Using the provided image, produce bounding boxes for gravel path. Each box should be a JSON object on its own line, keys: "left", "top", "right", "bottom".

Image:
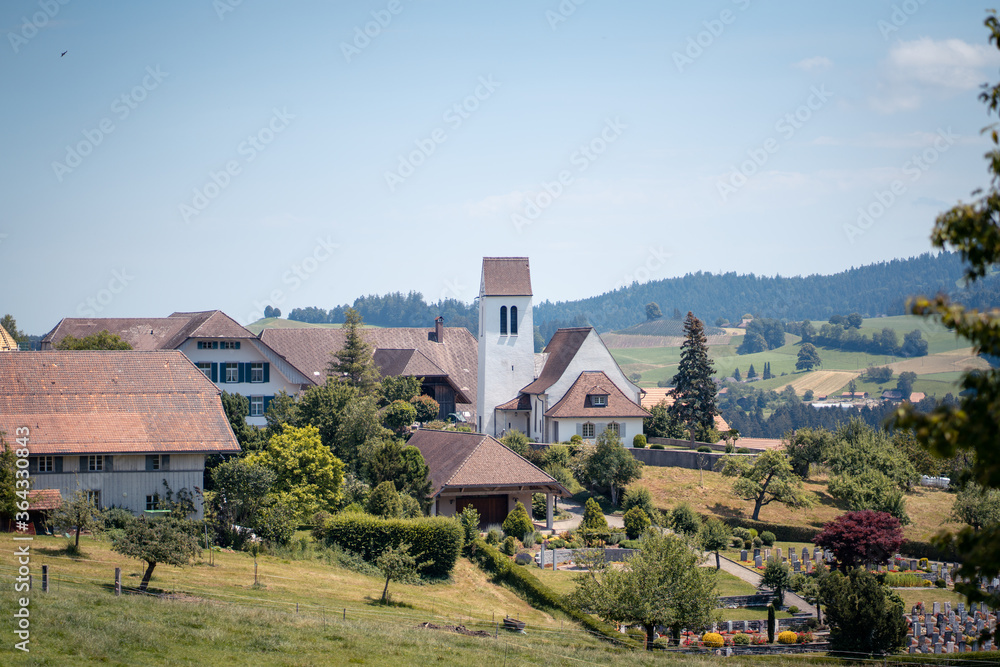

{"left": 715, "top": 554, "right": 817, "bottom": 617}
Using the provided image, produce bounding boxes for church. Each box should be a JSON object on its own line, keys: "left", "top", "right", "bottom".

{"left": 476, "top": 257, "right": 649, "bottom": 444}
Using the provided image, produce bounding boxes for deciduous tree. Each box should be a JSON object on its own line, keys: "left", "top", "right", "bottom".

{"left": 50, "top": 490, "right": 101, "bottom": 549}
{"left": 700, "top": 517, "right": 731, "bottom": 570}
{"left": 719, "top": 450, "right": 811, "bottom": 521}
{"left": 761, "top": 558, "right": 792, "bottom": 606}
{"left": 111, "top": 515, "right": 200, "bottom": 592}
{"left": 569, "top": 530, "right": 717, "bottom": 649}
{"left": 812, "top": 510, "right": 903, "bottom": 571}
{"left": 582, "top": 428, "right": 642, "bottom": 506}
{"left": 795, "top": 343, "right": 821, "bottom": 371}
{"left": 952, "top": 483, "right": 1000, "bottom": 531}
{"left": 55, "top": 330, "right": 132, "bottom": 350}
{"left": 376, "top": 543, "right": 427, "bottom": 603}
{"left": 645, "top": 302, "right": 663, "bottom": 321}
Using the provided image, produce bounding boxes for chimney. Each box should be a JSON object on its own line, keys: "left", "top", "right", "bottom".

{"left": 435, "top": 316, "right": 444, "bottom": 343}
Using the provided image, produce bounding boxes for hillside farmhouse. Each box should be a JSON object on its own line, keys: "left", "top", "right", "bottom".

{"left": 0, "top": 351, "right": 240, "bottom": 518}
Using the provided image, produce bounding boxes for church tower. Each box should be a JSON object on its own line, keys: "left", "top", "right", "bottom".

{"left": 477, "top": 257, "right": 535, "bottom": 436}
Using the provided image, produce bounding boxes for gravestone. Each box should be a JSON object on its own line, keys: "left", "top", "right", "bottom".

{"left": 741, "top": 550, "right": 748, "bottom": 562}
{"left": 911, "top": 559, "right": 919, "bottom": 571}
{"left": 813, "top": 548, "right": 822, "bottom": 561}
{"left": 776, "top": 547, "right": 782, "bottom": 560}
{"left": 933, "top": 602, "right": 941, "bottom": 615}
{"left": 793, "top": 560, "right": 801, "bottom": 573}
{"left": 805, "top": 560, "right": 813, "bottom": 573}
{"left": 755, "top": 555, "right": 762, "bottom": 569}
{"left": 802, "top": 547, "right": 809, "bottom": 561}
{"left": 753, "top": 548, "right": 760, "bottom": 558}
{"left": 726, "top": 621, "right": 733, "bottom": 633}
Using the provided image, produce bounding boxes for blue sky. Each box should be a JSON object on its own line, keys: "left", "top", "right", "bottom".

{"left": 3, "top": 1, "right": 1000, "bottom": 333}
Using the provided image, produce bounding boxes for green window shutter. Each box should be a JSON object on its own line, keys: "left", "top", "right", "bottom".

{"left": 263, "top": 363, "right": 270, "bottom": 383}
{"left": 145, "top": 455, "right": 154, "bottom": 471}
{"left": 264, "top": 395, "right": 273, "bottom": 413}
{"left": 105, "top": 456, "right": 113, "bottom": 472}
{"left": 236, "top": 341, "right": 240, "bottom": 349}
{"left": 238, "top": 363, "right": 246, "bottom": 383}
{"left": 27, "top": 457, "right": 36, "bottom": 473}
{"left": 213, "top": 341, "right": 218, "bottom": 349}
{"left": 211, "top": 363, "right": 218, "bottom": 383}
{"left": 163, "top": 454, "right": 170, "bottom": 470}
{"left": 55, "top": 457, "right": 63, "bottom": 473}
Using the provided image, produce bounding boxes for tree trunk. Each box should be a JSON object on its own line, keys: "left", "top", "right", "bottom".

{"left": 644, "top": 623, "right": 655, "bottom": 651}
{"left": 752, "top": 498, "right": 763, "bottom": 521}
{"left": 816, "top": 601, "right": 822, "bottom": 625}
{"left": 715, "top": 550, "right": 721, "bottom": 570}
{"left": 382, "top": 575, "right": 390, "bottom": 603}
{"left": 74, "top": 524, "right": 81, "bottom": 547}
{"left": 139, "top": 561, "right": 156, "bottom": 592}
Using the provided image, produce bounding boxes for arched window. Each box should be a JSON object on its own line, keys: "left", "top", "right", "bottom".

{"left": 500, "top": 306, "right": 508, "bottom": 335}
{"left": 510, "top": 306, "right": 518, "bottom": 335}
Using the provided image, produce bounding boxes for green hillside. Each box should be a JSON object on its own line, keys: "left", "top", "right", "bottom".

{"left": 612, "top": 319, "right": 725, "bottom": 337}
{"left": 245, "top": 318, "right": 380, "bottom": 335}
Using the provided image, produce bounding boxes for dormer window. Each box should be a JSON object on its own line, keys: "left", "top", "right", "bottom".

{"left": 590, "top": 394, "right": 607, "bottom": 407}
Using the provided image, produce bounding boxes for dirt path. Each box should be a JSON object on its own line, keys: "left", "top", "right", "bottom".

{"left": 541, "top": 497, "right": 624, "bottom": 534}
{"left": 714, "top": 555, "right": 817, "bottom": 617}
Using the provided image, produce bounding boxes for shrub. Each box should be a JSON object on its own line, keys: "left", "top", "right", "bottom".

{"left": 732, "top": 527, "right": 752, "bottom": 541}
{"left": 311, "top": 510, "right": 333, "bottom": 540}
{"left": 748, "top": 529, "right": 758, "bottom": 539}
{"left": 788, "top": 605, "right": 800, "bottom": 614}
{"left": 522, "top": 531, "right": 539, "bottom": 547}
{"left": 582, "top": 497, "right": 609, "bottom": 531}
{"left": 320, "top": 513, "right": 462, "bottom": 578}
{"left": 632, "top": 434, "right": 647, "bottom": 449}
{"left": 922, "top": 579, "right": 933, "bottom": 587}
{"left": 702, "top": 632, "right": 724, "bottom": 648}
{"left": 760, "top": 531, "right": 775, "bottom": 546}
{"left": 619, "top": 539, "right": 639, "bottom": 549}
{"left": 732, "top": 633, "right": 751, "bottom": 646}
{"left": 485, "top": 526, "right": 501, "bottom": 545}
{"left": 696, "top": 445, "right": 712, "bottom": 453}
{"left": 737, "top": 447, "right": 751, "bottom": 454}
{"left": 935, "top": 578, "right": 946, "bottom": 588}
{"left": 458, "top": 506, "right": 480, "bottom": 550}
{"left": 731, "top": 536, "right": 744, "bottom": 548}
{"left": 500, "top": 536, "right": 517, "bottom": 556}
{"left": 502, "top": 501, "right": 533, "bottom": 540}
{"left": 919, "top": 558, "right": 929, "bottom": 570}
{"left": 797, "top": 631, "right": 815, "bottom": 643}
{"left": 671, "top": 503, "right": 701, "bottom": 535}
{"left": 570, "top": 434, "right": 583, "bottom": 444}
{"left": 367, "top": 481, "right": 402, "bottom": 518}
{"left": 621, "top": 486, "right": 656, "bottom": 522}
{"left": 532, "top": 493, "right": 547, "bottom": 520}
{"left": 885, "top": 573, "right": 924, "bottom": 587}
{"left": 778, "top": 631, "right": 797, "bottom": 644}
{"left": 340, "top": 502, "right": 366, "bottom": 514}
{"left": 100, "top": 506, "right": 135, "bottom": 532}
{"left": 514, "top": 551, "right": 533, "bottom": 566}
{"left": 623, "top": 507, "right": 651, "bottom": 539}
{"left": 725, "top": 442, "right": 735, "bottom": 454}
{"left": 752, "top": 536, "right": 763, "bottom": 549}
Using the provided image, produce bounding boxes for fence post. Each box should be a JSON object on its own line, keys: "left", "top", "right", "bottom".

{"left": 115, "top": 567, "right": 121, "bottom": 596}
{"left": 42, "top": 565, "right": 48, "bottom": 593}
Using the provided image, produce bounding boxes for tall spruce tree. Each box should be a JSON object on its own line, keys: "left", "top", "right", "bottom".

{"left": 328, "top": 308, "right": 380, "bottom": 394}
{"left": 747, "top": 364, "right": 757, "bottom": 380}
{"left": 668, "top": 312, "right": 718, "bottom": 437}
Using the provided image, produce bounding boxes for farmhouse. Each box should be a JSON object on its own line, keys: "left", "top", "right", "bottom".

{"left": 408, "top": 429, "right": 568, "bottom": 528}
{"left": 259, "top": 317, "right": 477, "bottom": 422}
{"left": 0, "top": 350, "right": 241, "bottom": 519}
{"left": 41, "top": 311, "right": 311, "bottom": 427}
{"left": 477, "top": 257, "right": 648, "bottom": 443}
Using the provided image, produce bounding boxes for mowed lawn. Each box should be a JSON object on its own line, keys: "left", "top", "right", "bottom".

{"left": 633, "top": 467, "right": 961, "bottom": 543}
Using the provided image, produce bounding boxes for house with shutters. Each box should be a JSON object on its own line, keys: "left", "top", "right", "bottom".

{"left": 41, "top": 311, "right": 310, "bottom": 427}
{"left": 477, "top": 257, "right": 649, "bottom": 443}
{"left": 0, "top": 350, "right": 241, "bottom": 519}
{"left": 259, "top": 317, "right": 477, "bottom": 422}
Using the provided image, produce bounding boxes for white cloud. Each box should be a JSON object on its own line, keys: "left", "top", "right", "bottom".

{"left": 794, "top": 56, "right": 832, "bottom": 71}
{"left": 872, "top": 37, "right": 1000, "bottom": 113}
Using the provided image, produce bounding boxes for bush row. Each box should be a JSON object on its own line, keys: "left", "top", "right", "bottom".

{"left": 320, "top": 514, "right": 462, "bottom": 578}
{"left": 466, "top": 538, "right": 629, "bottom": 647}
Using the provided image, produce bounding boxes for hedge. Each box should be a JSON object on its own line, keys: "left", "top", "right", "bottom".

{"left": 321, "top": 514, "right": 463, "bottom": 578}
{"left": 710, "top": 515, "right": 958, "bottom": 562}
{"left": 466, "top": 538, "right": 630, "bottom": 647}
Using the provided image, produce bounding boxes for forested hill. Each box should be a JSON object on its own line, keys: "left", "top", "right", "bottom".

{"left": 287, "top": 252, "right": 998, "bottom": 336}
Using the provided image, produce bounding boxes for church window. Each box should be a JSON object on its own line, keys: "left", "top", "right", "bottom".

{"left": 510, "top": 306, "right": 518, "bottom": 335}
{"left": 500, "top": 306, "right": 508, "bottom": 335}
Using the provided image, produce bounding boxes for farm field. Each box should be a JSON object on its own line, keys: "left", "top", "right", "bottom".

{"left": 633, "top": 467, "right": 962, "bottom": 544}
{"left": 608, "top": 315, "right": 979, "bottom": 399}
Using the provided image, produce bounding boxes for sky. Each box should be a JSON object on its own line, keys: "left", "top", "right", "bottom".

{"left": 3, "top": 1, "right": 1000, "bottom": 334}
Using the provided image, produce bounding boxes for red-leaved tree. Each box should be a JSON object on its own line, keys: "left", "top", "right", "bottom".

{"left": 813, "top": 510, "right": 903, "bottom": 572}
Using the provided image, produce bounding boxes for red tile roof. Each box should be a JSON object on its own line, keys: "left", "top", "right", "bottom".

{"left": 544, "top": 371, "right": 650, "bottom": 419}
{"left": 0, "top": 351, "right": 241, "bottom": 456}
{"left": 496, "top": 394, "right": 531, "bottom": 411}
{"left": 27, "top": 489, "right": 62, "bottom": 511}
{"left": 42, "top": 310, "right": 255, "bottom": 351}
{"left": 522, "top": 327, "right": 591, "bottom": 394}
{"left": 259, "top": 326, "right": 477, "bottom": 407}
{"left": 481, "top": 257, "right": 532, "bottom": 296}
{"left": 373, "top": 349, "right": 446, "bottom": 378}
{"left": 639, "top": 389, "right": 730, "bottom": 431}
{"left": 408, "top": 429, "right": 567, "bottom": 497}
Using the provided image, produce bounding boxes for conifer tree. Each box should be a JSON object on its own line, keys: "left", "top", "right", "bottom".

{"left": 328, "top": 308, "right": 380, "bottom": 394}
{"left": 733, "top": 367, "right": 741, "bottom": 382}
{"left": 668, "top": 312, "right": 718, "bottom": 437}
{"left": 747, "top": 364, "right": 757, "bottom": 380}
